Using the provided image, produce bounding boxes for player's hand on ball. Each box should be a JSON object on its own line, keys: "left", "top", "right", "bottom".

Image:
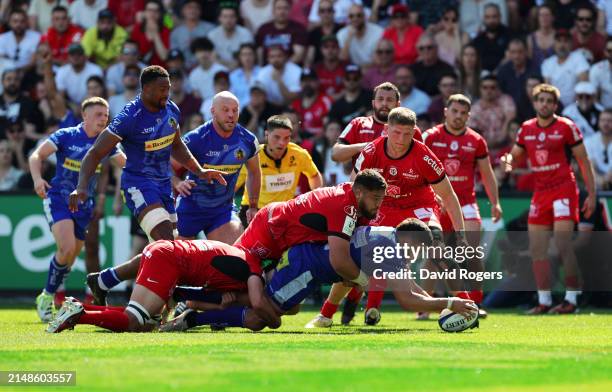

{"left": 450, "top": 298, "right": 478, "bottom": 318}
{"left": 68, "top": 188, "right": 88, "bottom": 212}
{"left": 34, "top": 178, "right": 51, "bottom": 198}
{"left": 175, "top": 179, "right": 196, "bottom": 196}
{"left": 197, "top": 169, "right": 227, "bottom": 186}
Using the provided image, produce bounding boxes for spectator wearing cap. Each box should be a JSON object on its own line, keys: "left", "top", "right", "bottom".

{"left": 254, "top": 45, "right": 302, "bottom": 106}
{"left": 410, "top": 34, "right": 455, "bottom": 96}
{"left": 584, "top": 109, "right": 612, "bottom": 190}
{"left": 69, "top": 0, "right": 108, "bottom": 30}
{"left": 362, "top": 39, "right": 398, "bottom": 90}
{"left": 327, "top": 64, "right": 372, "bottom": 126}
{"left": 291, "top": 68, "right": 333, "bottom": 138}
{"left": 207, "top": 5, "right": 254, "bottom": 69}
{"left": 305, "top": 0, "right": 341, "bottom": 67}
{"left": 28, "top": 0, "right": 70, "bottom": 33}
{"left": 108, "top": 64, "right": 140, "bottom": 117}
{"left": 434, "top": 7, "right": 469, "bottom": 66}
{"left": 470, "top": 3, "right": 512, "bottom": 71}
{"left": 562, "top": 82, "right": 604, "bottom": 138}
{"left": 313, "top": 35, "right": 346, "bottom": 100}
{"left": 255, "top": 0, "right": 308, "bottom": 65}
{"left": 460, "top": 0, "right": 508, "bottom": 38}
{"left": 541, "top": 29, "right": 589, "bottom": 107}
{"left": 230, "top": 43, "right": 261, "bottom": 109}
{"left": 188, "top": 37, "right": 228, "bottom": 101}
{"left": 589, "top": 37, "right": 611, "bottom": 105}
{"left": 382, "top": 4, "right": 423, "bottom": 65}
{"left": 200, "top": 71, "right": 231, "bottom": 121}
{"left": 81, "top": 9, "right": 127, "bottom": 69}
{"left": 130, "top": 0, "right": 170, "bottom": 67}
{"left": 497, "top": 38, "right": 540, "bottom": 115}
{"left": 55, "top": 43, "right": 103, "bottom": 105}
{"left": 0, "top": 69, "right": 44, "bottom": 143}
{"left": 107, "top": 0, "right": 145, "bottom": 30}
{"left": 40, "top": 6, "right": 84, "bottom": 66}
{"left": 170, "top": 0, "right": 215, "bottom": 69}
{"left": 166, "top": 49, "right": 186, "bottom": 73}
{"left": 572, "top": 4, "right": 606, "bottom": 63}
{"left": 395, "top": 65, "right": 430, "bottom": 116}
{"left": 0, "top": 9, "right": 41, "bottom": 72}
{"left": 105, "top": 40, "right": 146, "bottom": 96}
{"left": 427, "top": 73, "right": 459, "bottom": 123}
{"left": 337, "top": 4, "right": 383, "bottom": 67}
{"left": 468, "top": 74, "right": 516, "bottom": 149}
{"left": 170, "top": 69, "right": 202, "bottom": 128}
{"left": 239, "top": 82, "right": 284, "bottom": 141}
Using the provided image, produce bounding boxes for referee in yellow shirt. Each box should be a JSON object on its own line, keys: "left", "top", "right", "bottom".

{"left": 236, "top": 115, "right": 323, "bottom": 227}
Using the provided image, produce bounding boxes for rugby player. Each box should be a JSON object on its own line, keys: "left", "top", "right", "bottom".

{"left": 173, "top": 91, "right": 261, "bottom": 243}
{"left": 423, "top": 94, "right": 502, "bottom": 318}
{"left": 30, "top": 97, "right": 126, "bottom": 322}
{"left": 502, "top": 83, "right": 596, "bottom": 314}
{"left": 70, "top": 66, "right": 225, "bottom": 304}
{"left": 164, "top": 219, "right": 478, "bottom": 332}
{"left": 47, "top": 239, "right": 280, "bottom": 333}
{"left": 235, "top": 114, "right": 323, "bottom": 227}
{"left": 308, "top": 107, "right": 467, "bottom": 328}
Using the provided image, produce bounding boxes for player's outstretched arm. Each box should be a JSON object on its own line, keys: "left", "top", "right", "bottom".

{"left": 170, "top": 130, "right": 227, "bottom": 186}
{"left": 69, "top": 130, "right": 120, "bottom": 212}
{"left": 477, "top": 157, "right": 502, "bottom": 223}
{"left": 389, "top": 279, "right": 477, "bottom": 317}
{"left": 29, "top": 140, "right": 56, "bottom": 198}
{"left": 247, "top": 276, "right": 281, "bottom": 329}
{"left": 572, "top": 143, "right": 597, "bottom": 219}
{"left": 331, "top": 142, "right": 367, "bottom": 163}
{"left": 432, "top": 177, "right": 465, "bottom": 234}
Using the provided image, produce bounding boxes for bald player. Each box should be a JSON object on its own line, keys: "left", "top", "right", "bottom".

{"left": 173, "top": 91, "right": 261, "bottom": 243}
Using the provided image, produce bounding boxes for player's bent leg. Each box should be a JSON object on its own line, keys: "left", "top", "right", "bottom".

{"left": 308, "top": 282, "right": 352, "bottom": 328}
{"left": 549, "top": 220, "right": 580, "bottom": 314}
{"left": 123, "top": 284, "right": 166, "bottom": 331}
{"left": 527, "top": 224, "right": 554, "bottom": 314}
{"left": 138, "top": 204, "right": 174, "bottom": 241}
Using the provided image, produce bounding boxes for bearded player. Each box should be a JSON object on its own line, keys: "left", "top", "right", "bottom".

{"left": 502, "top": 83, "right": 596, "bottom": 314}
{"left": 307, "top": 107, "right": 468, "bottom": 328}
{"left": 422, "top": 94, "right": 502, "bottom": 318}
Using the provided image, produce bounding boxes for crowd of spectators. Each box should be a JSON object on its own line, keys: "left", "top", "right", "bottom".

{"left": 0, "top": 0, "right": 610, "bottom": 193}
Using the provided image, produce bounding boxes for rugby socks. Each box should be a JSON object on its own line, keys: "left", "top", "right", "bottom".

{"left": 320, "top": 300, "right": 339, "bottom": 319}
{"left": 45, "top": 256, "right": 69, "bottom": 294}
{"left": 532, "top": 259, "right": 552, "bottom": 306}
{"left": 366, "top": 278, "right": 388, "bottom": 310}
{"left": 346, "top": 287, "right": 363, "bottom": 303}
{"left": 564, "top": 275, "right": 581, "bottom": 305}
{"left": 173, "top": 287, "right": 222, "bottom": 304}
{"left": 186, "top": 306, "right": 247, "bottom": 328}
{"left": 469, "top": 290, "right": 484, "bottom": 305}
{"left": 98, "top": 268, "right": 121, "bottom": 291}
{"left": 82, "top": 303, "right": 125, "bottom": 312}
{"left": 79, "top": 309, "right": 130, "bottom": 332}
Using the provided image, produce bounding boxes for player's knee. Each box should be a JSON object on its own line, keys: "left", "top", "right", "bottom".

{"left": 125, "top": 301, "right": 160, "bottom": 331}
{"left": 56, "top": 242, "right": 76, "bottom": 263}
{"left": 140, "top": 208, "right": 172, "bottom": 241}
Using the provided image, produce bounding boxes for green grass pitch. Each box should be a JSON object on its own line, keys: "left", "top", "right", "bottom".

{"left": 1, "top": 307, "right": 611, "bottom": 391}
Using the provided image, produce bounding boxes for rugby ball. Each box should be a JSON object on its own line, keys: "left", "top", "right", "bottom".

{"left": 438, "top": 308, "right": 479, "bottom": 332}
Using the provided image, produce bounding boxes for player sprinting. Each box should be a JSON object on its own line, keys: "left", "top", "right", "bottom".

{"left": 30, "top": 97, "right": 126, "bottom": 322}
{"left": 46, "top": 240, "right": 280, "bottom": 333}
{"left": 234, "top": 115, "right": 323, "bottom": 228}
{"left": 173, "top": 91, "right": 261, "bottom": 243}
{"left": 502, "top": 83, "right": 596, "bottom": 314}
{"left": 163, "top": 219, "right": 478, "bottom": 332}
{"left": 422, "top": 94, "right": 502, "bottom": 318}
{"left": 307, "top": 107, "right": 467, "bottom": 328}
{"left": 69, "top": 66, "right": 225, "bottom": 305}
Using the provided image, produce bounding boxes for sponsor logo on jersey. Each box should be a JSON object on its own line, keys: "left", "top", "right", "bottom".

{"left": 389, "top": 166, "right": 397, "bottom": 176}
{"left": 450, "top": 141, "right": 459, "bottom": 151}
{"left": 403, "top": 168, "right": 419, "bottom": 180}
{"left": 342, "top": 215, "right": 357, "bottom": 236}
{"left": 386, "top": 185, "right": 401, "bottom": 198}
{"left": 524, "top": 135, "right": 536, "bottom": 140}
{"left": 444, "top": 159, "right": 461, "bottom": 176}
{"left": 461, "top": 146, "right": 476, "bottom": 152}
{"left": 423, "top": 155, "right": 444, "bottom": 176}
{"left": 344, "top": 205, "right": 357, "bottom": 219}
{"left": 538, "top": 132, "right": 546, "bottom": 142}
{"left": 289, "top": 155, "right": 297, "bottom": 167}
{"left": 235, "top": 148, "right": 245, "bottom": 161}
{"left": 265, "top": 172, "right": 295, "bottom": 192}
{"left": 144, "top": 133, "right": 175, "bottom": 151}
{"left": 432, "top": 142, "right": 447, "bottom": 147}
{"left": 168, "top": 117, "right": 178, "bottom": 130}
{"left": 535, "top": 150, "right": 548, "bottom": 165}
{"left": 62, "top": 158, "right": 102, "bottom": 173}
{"left": 206, "top": 150, "right": 221, "bottom": 157}
{"left": 363, "top": 143, "right": 376, "bottom": 154}
{"left": 359, "top": 129, "right": 375, "bottom": 134}
{"left": 203, "top": 163, "right": 241, "bottom": 174}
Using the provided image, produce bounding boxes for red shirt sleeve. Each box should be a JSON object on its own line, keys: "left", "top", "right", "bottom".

{"left": 353, "top": 142, "right": 376, "bottom": 172}
{"left": 515, "top": 125, "right": 526, "bottom": 148}
{"left": 325, "top": 197, "right": 357, "bottom": 240}
{"left": 564, "top": 120, "right": 583, "bottom": 147}
{"left": 338, "top": 119, "right": 358, "bottom": 144}
{"left": 418, "top": 143, "right": 446, "bottom": 184}
{"left": 413, "top": 126, "right": 423, "bottom": 142}
{"left": 476, "top": 135, "right": 489, "bottom": 159}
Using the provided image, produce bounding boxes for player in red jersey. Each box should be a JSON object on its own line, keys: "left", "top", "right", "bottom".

{"left": 307, "top": 107, "right": 468, "bottom": 328}
{"left": 331, "top": 82, "right": 422, "bottom": 164}
{"left": 423, "top": 94, "right": 502, "bottom": 317}
{"left": 502, "top": 84, "right": 596, "bottom": 315}
{"left": 46, "top": 240, "right": 280, "bottom": 333}
{"left": 235, "top": 169, "right": 387, "bottom": 283}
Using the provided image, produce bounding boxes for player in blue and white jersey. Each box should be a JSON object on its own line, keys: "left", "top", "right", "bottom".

{"left": 69, "top": 66, "right": 226, "bottom": 305}
{"left": 162, "top": 219, "right": 478, "bottom": 331}
{"left": 174, "top": 91, "right": 261, "bottom": 243}
{"left": 29, "top": 97, "right": 126, "bottom": 322}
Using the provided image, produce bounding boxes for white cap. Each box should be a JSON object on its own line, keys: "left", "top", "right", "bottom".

{"left": 574, "top": 81, "right": 596, "bottom": 95}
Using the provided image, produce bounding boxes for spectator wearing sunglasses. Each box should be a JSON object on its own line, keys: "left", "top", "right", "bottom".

{"left": 362, "top": 40, "right": 398, "bottom": 90}
{"left": 562, "top": 82, "right": 603, "bottom": 138}
{"left": 382, "top": 4, "right": 423, "bottom": 65}
{"left": 410, "top": 34, "right": 455, "bottom": 96}
{"left": 434, "top": 7, "right": 468, "bottom": 66}
{"left": 572, "top": 4, "right": 606, "bottom": 62}
{"left": 337, "top": 4, "right": 383, "bottom": 67}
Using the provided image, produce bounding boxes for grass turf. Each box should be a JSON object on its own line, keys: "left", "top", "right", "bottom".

{"left": 1, "top": 307, "right": 611, "bottom": 391}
